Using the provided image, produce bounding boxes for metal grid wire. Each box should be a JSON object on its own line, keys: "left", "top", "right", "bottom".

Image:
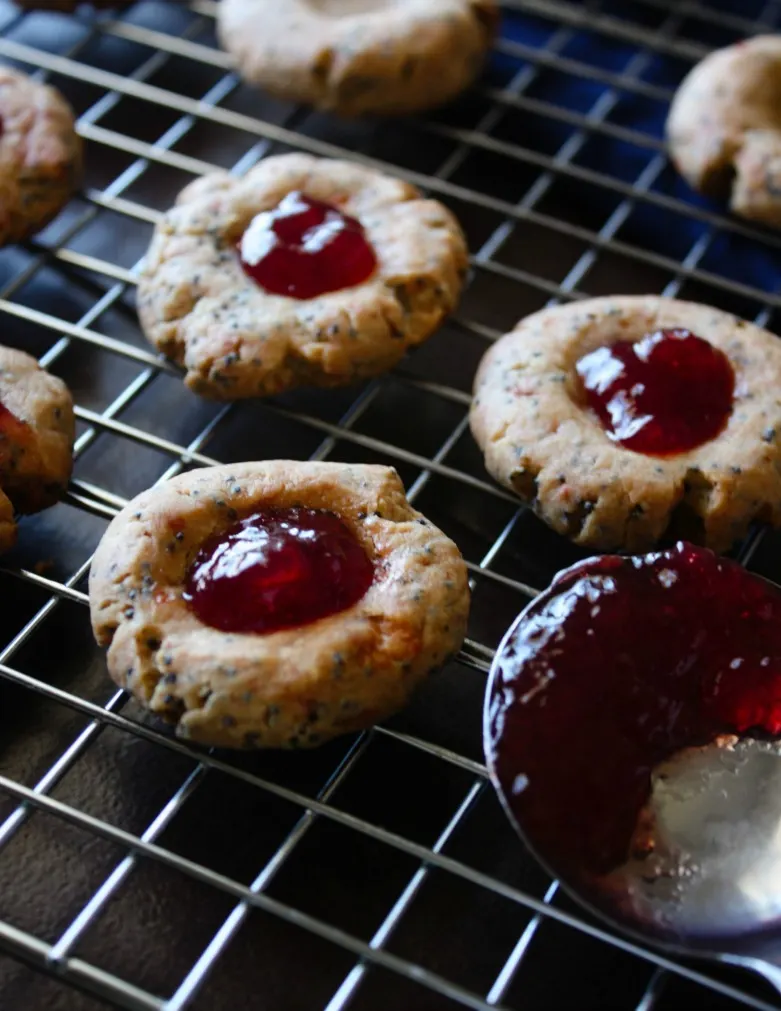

{"left": 0, "top": 0, "right": 779, "bottom": 1008}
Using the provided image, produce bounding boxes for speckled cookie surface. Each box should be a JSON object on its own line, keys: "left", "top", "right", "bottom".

{"left": 138, "top": 153, "right": 468, "bottom": 400}
{"left": 89, "top": 461, "right": 470, "bottom": 749}
{"left": 0, "top": 66, "right": 82, "bottom": 246}
{"left": 218, "top": 0, "right": 498, "bottom": 117}
{"left": 667, "top": 36, "right": 781, "bottom": 227}
{"left": 471, "top": 296, "right": 781, "bottom": 553}
{"left": 0, "top": 345, "right": 75, "bottom": 551}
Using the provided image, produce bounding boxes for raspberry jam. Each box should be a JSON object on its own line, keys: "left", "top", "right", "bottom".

{"left": 0, "top": 402, "right": 30, "bottom": 460}
{"left": 184, "top": 507, "right": 374, "bottom": 635}
{"left": 238, "top": 191, "right": 377, "bottom": 300}
{"left": 576, "top": 329, "right": 735, "bottom": 456}
{"left": 486, "top": 542, "right": 781, "bottom": 883}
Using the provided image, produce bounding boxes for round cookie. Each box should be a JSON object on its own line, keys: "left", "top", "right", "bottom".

{"left": 667, "top": 36, "right": 781, "bottom": 227}
{"left": 0, "top": 66, "right": 82, "bottom": 246}
{"left": 217, "top": 0, "right": 499, "bottom": 117}
{"left": 0, "top": 346, "right": 75, "bottom": 551}
{"left": 89, "top": 461, "right": 470, "bottom": 749}
{"left": 470, "top": 296, "right": 781, "bottom": 553}
{"left": 138, "top": 152, "right": 468, "bottom": 400}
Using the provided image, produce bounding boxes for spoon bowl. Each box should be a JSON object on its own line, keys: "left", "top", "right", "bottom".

{"left": 484, "top": 545, "right": 781, "bottom": 998}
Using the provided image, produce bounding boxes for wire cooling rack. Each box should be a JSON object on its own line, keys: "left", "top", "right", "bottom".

{"left": 0, "top": 0, "right": 781, "bottom": 1008}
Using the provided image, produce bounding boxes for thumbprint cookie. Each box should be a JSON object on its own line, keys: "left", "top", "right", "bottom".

{"left": 218, "top": 0, "right": 499, "bottom": 117}
{"left": 138, "top": 153, "right": 468, "bottom": 400}
{"left": 668, "top": 36, "right": 781, "bottom": 228}
{"left": 89, "top": 461, "right": 470, "bottom": 749}
{"left": 0, "top": 66, "right": 82, "bottom": 246}
{"left": 0, "top": 346, "right": 74, "bottom": 551}
{"left": 471, "top": 295, "right": 781, "bottom": 552}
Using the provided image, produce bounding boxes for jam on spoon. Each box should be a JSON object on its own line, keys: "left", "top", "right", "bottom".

{"left": 485, "top": 542, "right": 781, "bottom": 884}
{"left": 184, "top": 506, "right": 374, "bottom": 635}
{"left": 576, "top": 329, "right": 735, "bottom": 456}
{"left": 238, "top": 190, "right": 378, "bottom": 300}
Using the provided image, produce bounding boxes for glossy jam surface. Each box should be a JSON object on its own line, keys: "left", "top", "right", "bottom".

{"left": 0, "top": 402, "right": 30, "bottom": 461}
{"left": 185, "top": 507, "right": 374, "bottom": 635}
{"left": 238, "top": 191, "right": 377, "bottom": 300}
{"left": 486, "top": 542, "right": 781, "bottom": 882}
{"left": 576, "top": 329, "right": 734, "bottom": 456}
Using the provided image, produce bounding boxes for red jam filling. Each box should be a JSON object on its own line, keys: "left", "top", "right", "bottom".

{"left": 238, "top": 191, "right": 378, "bottom": 300}
{"left": 486, "top": 542, "right": 781, "bottom": 883}
{"left": 576, "top": 329, "right": 734, "bottom": 456}
{"left": 0, "top": 402, "right": 30, "bottom": 461}
{"left": 184, "top": 507, "right": 374, "bottom": 635}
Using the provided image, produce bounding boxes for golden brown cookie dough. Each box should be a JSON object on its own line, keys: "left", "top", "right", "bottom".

{"left": 667, "top": 36, "right": 781, "bottom": 227}
{"left": 217, "top": 0, "right": 498, "bottom": 117}
{"left": 89, "top": 461, "right": 470, "bottom": 749}
{"left": 138, "top": 153, "right": 468, "bottom": 400}
{"left": 0, "top": 66, "right": 82, "bottom": 246}
{"left": 0, "top": 346, "right": 75, "bottom": 551}
{"left": 470, "top": 296, "right": 781, "bottom": 553}
{"left": 0, "top": 489, "right": 16, "bottom": 554}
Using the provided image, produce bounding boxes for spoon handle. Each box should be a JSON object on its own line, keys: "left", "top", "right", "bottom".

{"left": 722, "top": 954, "right": 781, "bottom": 1001}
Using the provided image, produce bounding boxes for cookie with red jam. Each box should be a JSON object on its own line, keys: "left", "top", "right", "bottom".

{"left": 0, "top": 67, "right": 82, "bottom": 246}
{"left": 89, "top": 461, "right": 470, "bottom": 749}
{"left": 667, "top": 36, "right": 781, "bottom": 228}
{"left": 0, "top": 345, "right": 75, "bottom": 551}
{"left": 218, "top": 0, "right": 498, "bottom": 118}
{"left": 138, "top": 153, "right": 468, "bottom": 400}
{"left": 470, "top": 295, "right": 781, "bottom": 552}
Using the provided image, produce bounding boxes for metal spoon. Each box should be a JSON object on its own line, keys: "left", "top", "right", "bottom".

{"left": 484, "top": 609, "right": 781, "bottom": 999}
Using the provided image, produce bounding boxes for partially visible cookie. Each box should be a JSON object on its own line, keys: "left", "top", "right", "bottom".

{"left": 138, "top": 152, "right": 468, "bottom": 400}
{"left": 471, "top": 296, "right": 781, "bottom": 553}
{"left": 0, "top": 346, "right": 75, "bottom": 550}
{"left": 0, "top": 488, "right": 16, "bottom": 554}
{"left": 89, "top": 461, "right": 470, "bottom": 749}
{"left": 667, "top": 36, "right": 781, "bottom": 227}
{"left": 0, "top": 66, "right": 82, "bottom": 246}
{"left": 218, "top": 0, "right": 499, "bottom": 117}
